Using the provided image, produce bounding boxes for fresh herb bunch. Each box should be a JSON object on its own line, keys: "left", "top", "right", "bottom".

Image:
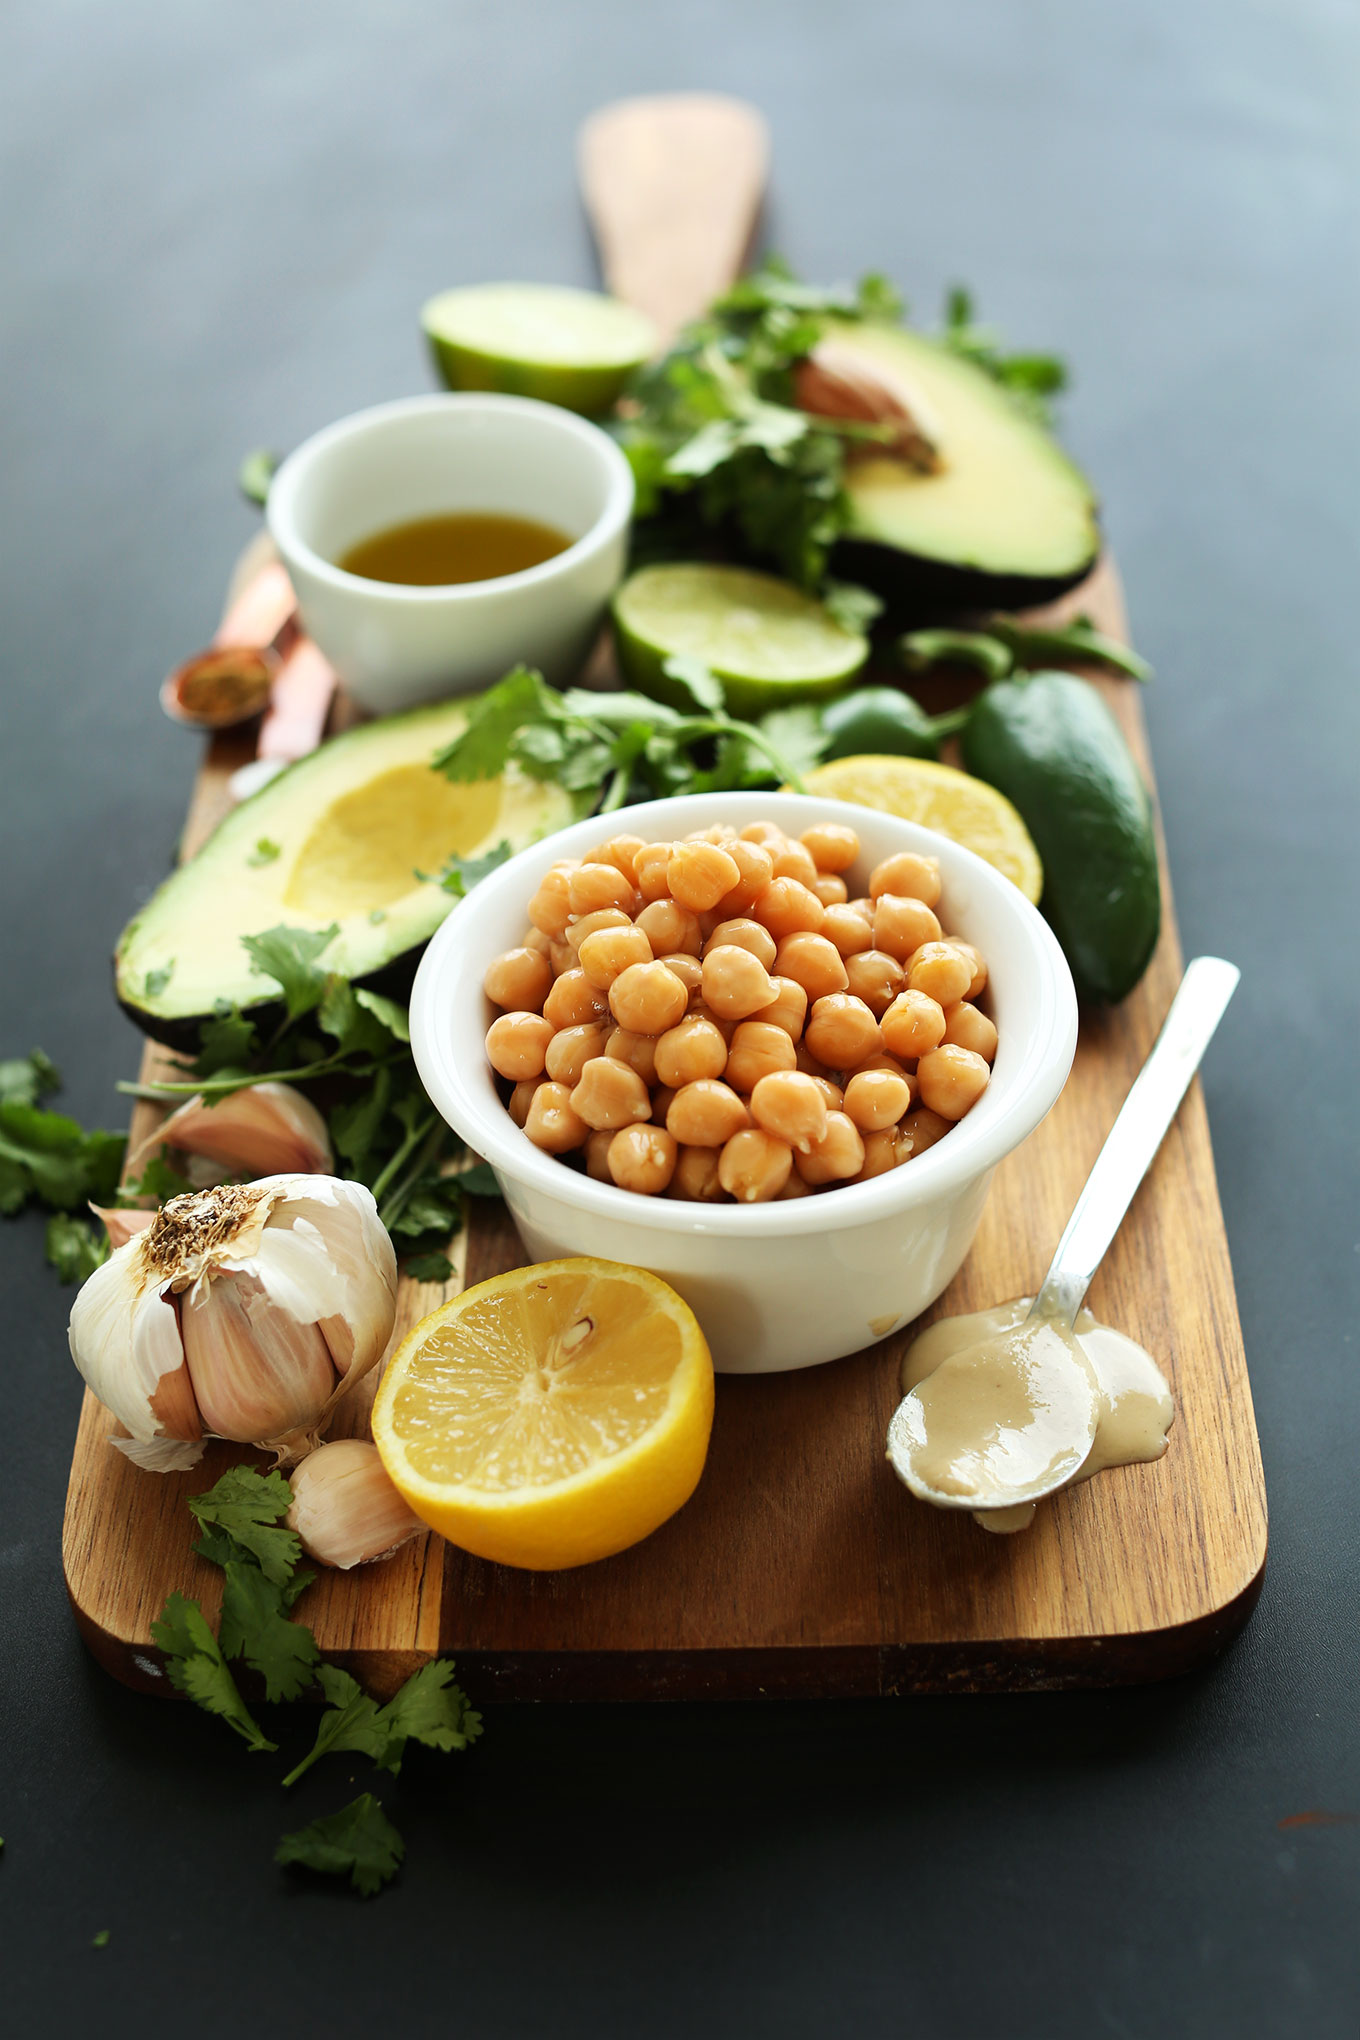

{"left": 431, "top": 660, "right": 825, "bottom": 851}
{"left": 622, "top": 260, "right": 1069, "bottom": 593}
{"left": 0, "top": 1050, "right": 125, "bottom": 1281}
{"left": 153, "top": 1464, "right": 480, "bottom": 1894}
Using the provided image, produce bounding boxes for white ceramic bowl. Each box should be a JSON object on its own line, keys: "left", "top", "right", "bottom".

{"left": 410, "top": 793, "right": 1077, "bottom": 1373}
{"left": 267, "top": 393, "right": 634, "bottom": 713}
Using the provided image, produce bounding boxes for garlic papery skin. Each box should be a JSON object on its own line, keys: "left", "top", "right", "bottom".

{"left": 129, "top": 1081, "right": 333, "bottom": 1181}
{"left": 68, "top": 1176, "right": 398, "bottom": 1470}
{"left": 286, "top": 1440, "right": 424, "bottom": 1569}
{"left": 89, "top": 1204, "right": 156, "bottom": 1250}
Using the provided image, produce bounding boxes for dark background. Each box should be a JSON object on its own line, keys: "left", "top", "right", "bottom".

{"left": 3, "top": 2, "right": 1357, "bottom": 2032}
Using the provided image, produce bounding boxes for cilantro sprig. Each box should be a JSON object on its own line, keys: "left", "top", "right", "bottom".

{"left": 153, "top": 1465, "right": 481, "bottom": 1895}
{"left": 0, "top": 1050, "right": 126, "bottom": 1281}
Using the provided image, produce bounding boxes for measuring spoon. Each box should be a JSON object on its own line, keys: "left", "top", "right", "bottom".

{"left": 886, "top": 955, "right": 1241, "bottom": 1515}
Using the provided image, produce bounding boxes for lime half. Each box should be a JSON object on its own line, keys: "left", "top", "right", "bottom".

{"left": 421, "top": 283, "right": 656, "bottom": 417}
{"left": 613, "top": 564, "right": 869, "bottom": 718}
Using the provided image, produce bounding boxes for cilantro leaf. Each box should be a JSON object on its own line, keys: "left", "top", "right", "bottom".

{"left": 150, "top": 1592, "right": 276, "bottom": 1752}
{"left": 317, "top": 979, "right": 395, "bottom": 1060}
{"left": 436, "top": 841, "right": 513, "bottom": 900}
{"left": 900, "top": 628, "right": 1016, "bottom": 681}
{"left": 661, "top": 655, "right": 725, "bottom": 713}
{"left": 756, "top": 704, "right": 830, "bottom": 782}
{"left": 353, "top": 989, "right": 409, "bottom": 1043}
{"left": 44, "top": 1213, "right": 107, "bottom": 1283}
{"left": 120, "top": 1151, "right": 194, "bottom": 1205}
{"left": 192, "top": 1006, "right": 261, "bottom": 1078}
{"left": 276, "top": 1793, "right": 404, "bottom": 1896}
{"left": 386, "top": 1180, "right": 462, "bottom": 1238}
{"left": 822, "top": 579, "right": 884, "bottom": 635}
{"left": 282, "top": 1659, "right": 480, "bottom": 1786}
{"left": 144, "top": 963, "right": 175, "bottom": 998}
{"left": 0, "top": 1101, "right": 125, "bottom": 1211}
{"left": 187, "top": 1466, "right": 301, "bottom": 1585}
{"left": 403, "top": 1250, "right": 454, "bottom": 1283}
{"left": 238, "top": 448, "right": 281, "bottom": 507}
{"left": 218, "top": 1558, "right": 320, "bottom": 1702}
{"left": 458, "top": 1161, "right": 501, "bottom": 1197}
{"left": 0, "top": 1050, "right": 60, "bottom": 1107}
{"left": 431, "top": 666, "right": 562, "bottom": 783}
{"left": 247, "top": 837, "right": 281, "bottom": 867}
{"left": 241, "top": 924, "right": 339, "bottom": 1021}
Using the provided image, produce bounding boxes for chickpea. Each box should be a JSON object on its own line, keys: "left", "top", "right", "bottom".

{"left": 604, "top": 1027, "right": 659, "bottom": 1084}
{"left": 868, "top": 851, "right": 942, "bottom": 906}
{"left": 636, "top": 898, "right": 703, "bottom": 958}
{"left": 665, "top": 1079, "right": 749, "bottom": 1148}
{"left": 566, "top": 908, "right": 632, "bottom": 960}
{"left": 718, "top": 1128, "right": 794, "bottom": 1203}
{"left": 606, "top": 1123, "right": 678, "bottom": 1195}
{"left": 953, "top": 942, "right": 989, "bottom": 1001}
{"left": 522, "top": 925, "right": 553, "bottom": 957}
{"left": 507, "top": 1078, "right": 542, "bottom": 1127}
{"left": 738, "top": 820, "right": 787, "bottom": 849}
{"left": 657, "top": 952, "right": 704, "bottom": 997}
{"left": 822, "top": 903, "right": 876, "bottom": 960}
{"left": 749, "top": 1069, "right": 829, "bottom": 1151}
{"left": 811, "top": 873, "right": 849, "bottom": 908}
{"left": 608, "top": 960, "right": 690, "bottom": 1036}
{"left": 650, "top": 1084, "right": 678, "bottom": 1125}
{"left": 701, "top": 944, "right": 776, "bottom": 1020}
{"left": 486, "top": 1011, "right": 554, "bottom": 1080}
{"left": 942, "top": 1000, "right": 998, "bottom": 1063}
{"left": 667, "top": 840, "right": 740, "bottom": 913}
{"left": 900, "top": 1106, "right": 952, "bottom": 1157}
{"left": 844, "top": 949, "right": 906, "bottom": 1018}
{"left": 750, "top": 975, "right": 807, "bottom": 1042}
{"left": 483, "top": 946, "right": 552, "bottom": 1012}
{"left": 584, "top": 1128, "right": 616, "bottom": 1182}
{"left": 591, "top": 834, "right": 645, "bottom": 886}
{"left": 634, "top": 842, "right": 675, "bottom": 902}
{"left": 804, "top": 993, "right": 881, "bottom": 1071}
{"left": 794, "top": 1111, "right": 865, "bottom": 1185}
{"left": 725, "top": 1019, "right": 798, "bottom": 1093}
{"left": 543, "top": 968, "right": 609, "bottom": 1031}
{"left": 545, "top": 1021, "right": 610, "bottom": 1087}
{"left": 777, "top": 1170, "right": 815, "bottom": 1199}
{"left": 873, "top": 893, "right": 943, "bottom": 962}
{"left": 774, "top": 932, "right": 849, "bottom": 1001}
{"left": 916, "top": 1044, "right": 991, "bottom": 1120}
{"left": 855, "top": 1127, "right": 914, "bottom": 1180}
{"left": 549, "top": 938, "right": 577, "bottom": 978}
{"left": 768, "top": 839, "right": 820, "bottom": 888}
{"left": 880, "top": 988, "right": 948, "bottom": 1060}
{"left": 906, "top": 941, "right": 974, "bottom": 1008}
{"left": 714, "top": 839, "right": 774, "bottom": 915}
{"left": 753, "top": 876, "right": 826, "bottom": 940}
{"left": 668, "top": 1145, "right": 725, "bottom": 1202}
{"left": 568, "top": 862, "right": 637, "bottom": 918}
{"left": 684, "top": 823, "right": 736, "bottom": 845}
{"left": 843, "top": 1068, "right": 911, "bottom": 1132}
{"left": 527, "top": 867, "right": 573, "bottom": 937}
{"left": 688, "top": 999, "right": 736, "bottom": 1041}
{"left": 524, "top": 1081, "right": 588, "bottom": 1153}
{"left": 704, "top": 917, "right": 777, "bottom": 969}
{"left": 577, "top": 923, "right": 653, "bottom": 991}
{"left": 806, "top": 1073, "right": 845, "bottom": 1112}
{"left": 800, "top": 821, "right": 860, "bottom": 874}
{"left": 569, "top": 1056, "right": 652, "bottom": 1131}
{"left": 654, "top": 1015, "right": 729, "bottom": 1088}
{"left": 846, "top": 895, "right": 876, "bottom": 923}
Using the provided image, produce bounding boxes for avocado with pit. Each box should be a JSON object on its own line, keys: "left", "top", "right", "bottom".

{"left": 115, "top": 698, "right": 573, "bottom": 1048}
{"left": 824, "top": 322, "right": 1101, "bottom": 615}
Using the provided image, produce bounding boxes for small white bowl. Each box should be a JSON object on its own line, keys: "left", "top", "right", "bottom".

{"left": 411, "top": 793, "right": 1077, "bottom": 1373}
{"left": 267, "top": 393, "right": 633, "bottom": 714}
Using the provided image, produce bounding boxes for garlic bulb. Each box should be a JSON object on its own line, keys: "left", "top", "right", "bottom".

{"left": 90, "top": 1204, "right": 156, "bottom": 1250}
{"left": 287, "top": 1439, "right": 424, "bottom": 1569}
{"left": 127, "top": 1081, "right": 333, "bottom": 1182}
{"left": 68, "top": 1176, "right": 397, "bottom": 1471}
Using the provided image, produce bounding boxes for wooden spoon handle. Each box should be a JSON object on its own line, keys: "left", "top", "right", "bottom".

{"left": 578, "top": 93, "right": 769, "bottom": 345}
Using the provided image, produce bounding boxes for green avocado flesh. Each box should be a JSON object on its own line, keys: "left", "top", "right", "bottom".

{"left": 826, "top": 323, "right": 1100, "bottom": 609}
{"left": 116, "top": 699, "right": 573, "bottom": 1042}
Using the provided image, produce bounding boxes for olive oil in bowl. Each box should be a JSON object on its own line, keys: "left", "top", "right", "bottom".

{"left": 337, "top": 510, "right": 570, "bottom": 587}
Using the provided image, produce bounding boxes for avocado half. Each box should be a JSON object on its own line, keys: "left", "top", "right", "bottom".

{"left": 116, "top": 698, "right": 574, "bottom": 1048}
{"left": 825, "top": 322, "right": 1101, "bottom": 615}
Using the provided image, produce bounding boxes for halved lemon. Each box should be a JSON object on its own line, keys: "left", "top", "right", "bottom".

{"left": 803, "top": 753, "right": 1044, "bottom": 903}
{"left": 371, "top": 1259, "right": 714, "bottom": 1570}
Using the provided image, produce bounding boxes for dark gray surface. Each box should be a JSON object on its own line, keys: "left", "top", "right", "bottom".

{"left": 2, "top": 2, "right": 1356, "bottom": 2032}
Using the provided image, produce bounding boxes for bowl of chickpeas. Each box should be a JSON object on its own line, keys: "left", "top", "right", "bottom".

{"left": 410, "top": 793, "right": 1077, "bottom": 1373}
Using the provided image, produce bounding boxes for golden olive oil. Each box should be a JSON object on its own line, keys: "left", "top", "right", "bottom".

{"left": 337, "top": 510, "right": 571, "bottom": 586}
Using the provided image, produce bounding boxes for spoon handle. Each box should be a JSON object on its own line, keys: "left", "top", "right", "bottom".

{"left": 1035, "top": 956, "right": 1240, "bottom": 1325}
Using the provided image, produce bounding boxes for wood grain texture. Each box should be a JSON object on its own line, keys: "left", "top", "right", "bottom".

{"left": 62, "top": 95, "right": 1265, "bottom": 1700}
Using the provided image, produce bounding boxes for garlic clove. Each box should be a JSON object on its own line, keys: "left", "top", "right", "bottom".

{"left": 249, "top": 1179, "right": 398, "bottom": 1387}
{"left": 286, "top": 1439, "right": 424, "bottom": 1569}
{"left": 68, "top": 1244, "right": 204, "bottom": 1458}
{"left": 129, "top": 1082, "right": 333, "bottom": 1181}
{"left": 179, "top": 1268, "right": 337, "bottom": 1455}
{"left": 89, "top": 1203, "right": 156, "bottom": 1250}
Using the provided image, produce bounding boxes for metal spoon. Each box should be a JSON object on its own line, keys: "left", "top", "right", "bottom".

{"left": 886, "top": 955, "right": 1241, "bottom": 1514}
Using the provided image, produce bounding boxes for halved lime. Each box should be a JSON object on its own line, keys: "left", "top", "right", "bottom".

{"left": 612, "top": 564, "right": 869, "bottom": 718}
{"left": 421, "top": 283, "right": 656, "bottom": 417}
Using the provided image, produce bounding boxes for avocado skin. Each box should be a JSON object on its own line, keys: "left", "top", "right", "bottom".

{"left": 961, "top": 671, "right": 1160, "bottom": 1005}
{"left": 113, "top": 948, "right": 425, "bottom": 1056}
{"left": 832, "top": 536, "right": 1101, "bottom": 625}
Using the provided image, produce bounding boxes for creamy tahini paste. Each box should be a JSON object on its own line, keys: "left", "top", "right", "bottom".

{"left": 895, "top": 1298, "right": 1174, "bottom": 1533}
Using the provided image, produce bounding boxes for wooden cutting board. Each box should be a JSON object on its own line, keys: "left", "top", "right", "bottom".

{"left": 63, "top": 96, "right": 1266, "bottom": 1700}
